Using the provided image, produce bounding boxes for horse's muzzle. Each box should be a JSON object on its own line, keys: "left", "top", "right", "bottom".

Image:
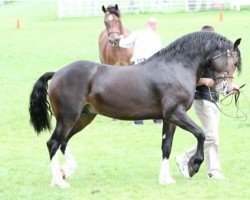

{"left": 108, "top": 38, "right": 119, "bottom": 47}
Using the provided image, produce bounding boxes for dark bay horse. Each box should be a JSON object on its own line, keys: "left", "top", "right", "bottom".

{"left": 29, "top": 32, "right": 242, "bottom": 188}
{"left": 99, "top": 4, "right": 133, "bottom": 66}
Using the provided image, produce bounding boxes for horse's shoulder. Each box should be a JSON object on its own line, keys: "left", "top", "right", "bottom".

{"left": 98, "top": 30, "right": 107, "bottom": 44}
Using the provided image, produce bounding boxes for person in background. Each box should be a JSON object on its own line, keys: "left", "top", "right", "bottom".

{"left": 176, "top": 25, "right": 239, "bottom": 179}
{"left": 118, "top": 17, "right": 163, "bottom": 125}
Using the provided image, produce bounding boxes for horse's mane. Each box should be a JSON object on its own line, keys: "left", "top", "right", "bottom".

{"left": 154, "top": 31, "right": 242, "bottom": 73}
{"left": 106, "top": 5, "right": 121, "bottom": 18}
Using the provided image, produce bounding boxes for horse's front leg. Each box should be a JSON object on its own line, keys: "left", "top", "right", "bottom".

{"left": 159, "top": 122, "right": 176, "bottom": 185}
{"left": 170, "top": 107, "right": 205, "bottom": 178}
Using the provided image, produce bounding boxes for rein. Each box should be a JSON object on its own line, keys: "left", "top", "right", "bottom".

{"left": 208, "top": 84, "right": 248, "bottom": 121}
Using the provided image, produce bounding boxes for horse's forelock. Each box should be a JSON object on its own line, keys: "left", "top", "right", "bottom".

{"left": 106, "top": 5, "right": 121, "bottom": 18}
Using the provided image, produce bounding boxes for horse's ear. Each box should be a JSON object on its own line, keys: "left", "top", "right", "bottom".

{"left": 115, "top": 4, "right": 118, "bottom": 10}
{"left": 233, "top": 38, "right": 241, "bottom": 50}
{"left": 102, "top": 5, "right": 106, "bottom": 13}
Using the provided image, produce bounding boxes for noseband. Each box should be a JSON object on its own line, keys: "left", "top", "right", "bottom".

{"left": 107, "top": 30, "right": 121, "bottom": 37}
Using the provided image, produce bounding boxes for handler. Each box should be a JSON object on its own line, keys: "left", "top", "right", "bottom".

{"left": 176, "top": 25, "right": 240, "bottom": 179}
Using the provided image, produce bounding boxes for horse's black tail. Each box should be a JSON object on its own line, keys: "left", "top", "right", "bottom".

{"left": 29, "top": 72, "right": 55, "bottom": 134}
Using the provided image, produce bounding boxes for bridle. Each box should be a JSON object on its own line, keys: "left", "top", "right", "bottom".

{"left": 106, "top": 19, "right": 121, "bottom": 37}
{"left": 104, "top": 13, "right": 122, "bottom": 46}
{"left": 211, "top": 49, "right": 232, "bottom": 60}
{"left": 107, "top": 30, "right": 121, "bottom": 38}
{"left": 207, "top": 50, "right": 247, "bottom": 120}
{"left": 209, "top": 49, "right": 236, "bottom": 87}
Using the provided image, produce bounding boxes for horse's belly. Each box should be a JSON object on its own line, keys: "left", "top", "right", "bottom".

{"left": 86, "top": 93, "right": 162, "bottom": 120}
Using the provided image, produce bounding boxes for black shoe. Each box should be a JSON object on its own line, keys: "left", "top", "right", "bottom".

{"left": 153, "top": 119, "right": 163, "bottom": 124}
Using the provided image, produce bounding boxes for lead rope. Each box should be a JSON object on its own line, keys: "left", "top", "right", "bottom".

{"left": 208, "top": 85, "right": 248, "bottom": 121}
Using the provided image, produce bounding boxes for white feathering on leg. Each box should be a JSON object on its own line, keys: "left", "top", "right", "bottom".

{"left": 61, "top": 147, "right": 77, "bottom": 179}
{"left": 51, "top": 150, "right": 70, "bottom": 188}
{"left": 159, "top": 158, "right": 176, "bottom": 185}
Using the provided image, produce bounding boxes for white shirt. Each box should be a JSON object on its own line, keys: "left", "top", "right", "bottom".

{"left": 119, "top": 28, "right": 163, "bottom": 64}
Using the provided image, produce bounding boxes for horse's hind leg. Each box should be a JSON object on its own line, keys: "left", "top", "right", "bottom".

{"left": 47, "top": 113, "right": 80, "bottom": 188}
{"left": 60, "top": 113, "right": 96, "bottom": 179}
{"left": 159, "top": 122, "right": 176, "bottom": 185}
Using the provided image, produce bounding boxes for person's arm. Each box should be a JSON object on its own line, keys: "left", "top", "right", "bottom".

{"left": 118, "top": 32, "right": 136, "bottom": 48}
{"left": 197, "top": 78, "right": 215, "bottom": 87}
{"left": 156, "top": 35, "right": 163, "bottom": 51}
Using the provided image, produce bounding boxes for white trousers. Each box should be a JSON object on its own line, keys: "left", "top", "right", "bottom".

{"left": 183, "top": 99, "right": 222, "bottom": 174}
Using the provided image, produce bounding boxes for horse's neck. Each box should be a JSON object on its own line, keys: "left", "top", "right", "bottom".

{"left": 167, "top": 52, "right": 208, "bottom": 82}
{"left": 119, "top": 20, "right": 125, "bottom": 35}
{"left": 191, "top": 56, "right": 209, "bottom": 82}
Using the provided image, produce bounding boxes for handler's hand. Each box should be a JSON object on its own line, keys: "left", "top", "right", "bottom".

{"left": 198, "top": 78, "right": 215, "bottom": 87}
{"left": 231, "top": 85, "right": 240, "bottom": 95}
{"left": 118, "top": 35, "right": 125, "bottom": 39}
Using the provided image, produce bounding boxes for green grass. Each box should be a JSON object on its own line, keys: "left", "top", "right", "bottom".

{"left": 0, "top": 1, "right": 250, "bottom": 200}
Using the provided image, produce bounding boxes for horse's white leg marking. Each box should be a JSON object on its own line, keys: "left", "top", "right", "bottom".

{"left": 61, "top": 147, "right": 77, "bottom": 179}
{"left": 51, "top": 150, "right": 70, "bottom": 188}
{"left": 159, "top": 158, "right": 176, "bottom": 185}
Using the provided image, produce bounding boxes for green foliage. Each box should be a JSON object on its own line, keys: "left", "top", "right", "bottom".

{"left": 0, "top": 1, "right": 250, "bottom": 199}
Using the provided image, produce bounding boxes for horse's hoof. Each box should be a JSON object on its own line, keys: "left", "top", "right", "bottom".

{"left": 188, "top": 165, "right": 195, "bottom": 177}
{"left": 159, "top": 176, "right": 176, "bottom": 185}
{"left": 187, "top": 156, "right": 201, "bottom": 177}
{"left": 188, "top": 164, "right": 199, "bottom": 177}
{"left": 61, "top": 165, "right": 76, "bottom": 179}
{"left": 61, "top": 160, "right": 77, "bottom": 179}
{"left": 51, "top": 179, "right": 71, "bottom": 188}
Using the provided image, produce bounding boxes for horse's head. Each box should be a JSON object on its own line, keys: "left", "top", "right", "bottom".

{"left": 210, "top": 38, "right": 242, "bottom": 95}
{"left": 102, "top": 4, "right": 121, "bottom": 47}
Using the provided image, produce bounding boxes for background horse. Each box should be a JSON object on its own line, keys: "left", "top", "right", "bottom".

{"left": 29, "top": 31, "right": 242, "bottom": 188}
{"left": 99, "top": 4, "right": 133, "bottom": 66}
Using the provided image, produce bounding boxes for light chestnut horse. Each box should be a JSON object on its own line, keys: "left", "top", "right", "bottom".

{"left": 98, "top": 4, "right": 133, "bottom": 66}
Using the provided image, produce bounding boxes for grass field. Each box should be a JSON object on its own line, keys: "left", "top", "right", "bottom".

{"left": 0, "top": 1, "right": 250, "bottom": 200}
